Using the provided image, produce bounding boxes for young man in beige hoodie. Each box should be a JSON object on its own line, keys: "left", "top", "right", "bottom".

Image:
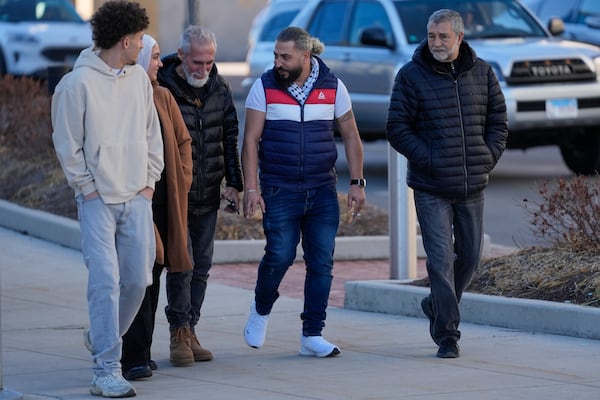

{"left": 51, "top": 1, "right": 163, "bottom": 397}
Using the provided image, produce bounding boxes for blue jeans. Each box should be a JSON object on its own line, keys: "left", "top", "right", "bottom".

{"left": 185, "top": 210, "right": 217, "bottom": 330}
{"left": 414, "top": 190, "right": 484, "bottom": 345}
{"left": 77, "top": 194, "right": 154, "bottom": 376}
{"left": 254, "top": 184, "right": 339, "bottom": 336}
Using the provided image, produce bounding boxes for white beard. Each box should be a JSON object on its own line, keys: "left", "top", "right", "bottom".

{"left": 182, "top": 63, "right": 209, "bottom": 88}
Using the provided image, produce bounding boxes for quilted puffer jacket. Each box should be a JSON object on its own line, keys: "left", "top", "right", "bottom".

{"left": 386, "top": 40, "right": 508, "bottom": 198}
{"left": 158, "top": 54, "right": 243, "bottom": 214}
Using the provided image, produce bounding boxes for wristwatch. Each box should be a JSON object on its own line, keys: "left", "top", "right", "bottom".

{"left": 350, "top": 178, "right": 367, "bottom": 188}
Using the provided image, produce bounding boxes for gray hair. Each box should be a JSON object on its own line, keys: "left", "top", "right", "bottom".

{"left": 180, "top": 25, "right": 217, "bottom": 55}
{"left": 427, "top": 9, "right": 464, "bottom": 35}
{"left": 277, "top": 27, "right": 324, "bottom": 56}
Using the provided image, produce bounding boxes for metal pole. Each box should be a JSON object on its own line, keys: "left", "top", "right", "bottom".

{"left": 187, "top": 0, "right": 197, "bottom": 25}
{"left": 388, "top": 146, "right": 417, "bottom": 279}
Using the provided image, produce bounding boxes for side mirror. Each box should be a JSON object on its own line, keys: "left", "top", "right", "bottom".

{"left": 547, "top": 17, "right": 565, "bottom": 36}
{"left": 360, "top": 26, "right": 394, "bottom": 49}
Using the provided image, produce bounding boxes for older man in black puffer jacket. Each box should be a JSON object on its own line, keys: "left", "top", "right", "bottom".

{"left": 158, "top": 25, "right": 243, "bottom": 365}
{"left": 386, "top": 9, "right": 507, "bottom": 359}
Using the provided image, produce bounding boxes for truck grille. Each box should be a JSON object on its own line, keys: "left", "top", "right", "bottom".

{"left": 507, "top": 58, "right": 596, "bottom": 84}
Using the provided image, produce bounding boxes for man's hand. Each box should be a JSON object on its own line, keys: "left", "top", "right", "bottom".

{"left": 138, "top": 186, "right": 154, "bottom": 201}
{"left": 347, "top": 185, "right": 366, "bottom": 222}
{"left": 222, "top": 187, "right": 240, "bottom": 214}
{"left": 84, "top": 191, "right": 100, "bottom": 201}
{"left": 243, "top": 189, "right": 265, "bottom": 218}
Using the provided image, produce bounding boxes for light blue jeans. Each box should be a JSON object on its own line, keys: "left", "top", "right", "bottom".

{"left": 77, "top": 194, "right": 155, "bottom": 376}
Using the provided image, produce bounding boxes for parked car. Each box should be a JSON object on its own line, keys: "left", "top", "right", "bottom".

{"left": 522, "top": 0, "right": 600, "bottom": 47}
{"left": 265, "top": 0, "right": 600, "bottom": 175}
{"left": 242, "top": 0, "right": 304, "bottom": 91}
{"left": 0, "top": 0, "right": 92, "bottom": 79}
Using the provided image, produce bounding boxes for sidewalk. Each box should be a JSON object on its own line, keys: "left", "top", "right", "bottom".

{"left": 2, "top": 226, "right": 600, "bottom": 400}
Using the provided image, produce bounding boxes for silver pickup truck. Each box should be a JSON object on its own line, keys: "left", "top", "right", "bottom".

{"left": 287, "top": 0, "right": 600, "bottom": 174}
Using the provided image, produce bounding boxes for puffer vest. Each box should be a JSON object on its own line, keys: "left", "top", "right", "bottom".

{"left": 259, "top": 59, "right": 339, "bottom": 191}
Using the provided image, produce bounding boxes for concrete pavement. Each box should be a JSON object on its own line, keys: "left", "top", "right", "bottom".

{"left": 2, "top": 225, "right": 600, "bottom": 399}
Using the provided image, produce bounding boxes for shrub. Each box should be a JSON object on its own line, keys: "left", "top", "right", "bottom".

{"left": 0, "top": 75, "right": 53, "bottom": 157}
{"left": 524, "top": 176, "right": 600, "bottom": 251}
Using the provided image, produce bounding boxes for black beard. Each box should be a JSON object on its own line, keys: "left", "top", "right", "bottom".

{"left": 275, "top": 65, "right": 302, "bottom": 87}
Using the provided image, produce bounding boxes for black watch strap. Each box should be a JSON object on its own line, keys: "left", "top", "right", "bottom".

{"left": 350, "top": 178, "right": 367, "bottom": 188}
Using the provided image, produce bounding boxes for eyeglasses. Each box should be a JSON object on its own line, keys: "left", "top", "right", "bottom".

{"left": 223, "top": 197, "right": 239, "bottom": 215}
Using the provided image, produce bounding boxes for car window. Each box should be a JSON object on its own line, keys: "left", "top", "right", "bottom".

{"left": 529, "top": 0, "right": 572, "bottom": 22}
{"left": 349, "top": 0, "right": 393, "bottom": 46}
{"left": 258, "top": 9, "right": 301, "bottom": 41}
{"left": 393, "top": 0, "right": 546, "bottom": 43}
{"left": 576, "top": 0, "right": 600, "bottom": 23}
{"left": 0, "top": 0, "right": 83, "bottom": 23}
{"left": 307, "top": 0, "right": 351, "bottom": 44}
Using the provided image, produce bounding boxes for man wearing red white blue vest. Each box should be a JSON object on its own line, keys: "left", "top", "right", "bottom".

{"left": 241, "top": 27, "right": 366, "bottom": 358}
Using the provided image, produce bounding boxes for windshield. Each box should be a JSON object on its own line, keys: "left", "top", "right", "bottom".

{"left": 394, "top": 0, "right": 547, "bottom": 44}
{"left": 258, "top": 9, "right": 301, "bottom": 41}
{"left": 0, "top": 0, "right": 84, "bottom": 23}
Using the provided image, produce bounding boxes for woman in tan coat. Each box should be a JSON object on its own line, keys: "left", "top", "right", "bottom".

{"left": 121, "top": 34, "right": 194, "bottom": 380}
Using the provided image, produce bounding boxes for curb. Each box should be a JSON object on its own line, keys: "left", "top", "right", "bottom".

{"left": 344, "top": 280, "right": 600, "bottom": 340}
{"left": 0, "top": 199, "right": 491, "bottom": 263}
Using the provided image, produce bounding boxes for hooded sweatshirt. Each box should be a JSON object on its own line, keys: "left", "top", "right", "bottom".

{"left": 51, "top": 48, "right": 164, "bottom": 204}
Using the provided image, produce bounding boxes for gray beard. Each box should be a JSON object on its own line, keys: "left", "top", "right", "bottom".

{"left": 182, "top": 63, "right": 209, "bottom": 88}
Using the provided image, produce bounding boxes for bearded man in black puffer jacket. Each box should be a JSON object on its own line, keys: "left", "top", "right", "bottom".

{"left": 158, "top": 25, "right": 243, "bottom": 365}
{"left": 386, "top": 9, "right": 508, "bottom": 359}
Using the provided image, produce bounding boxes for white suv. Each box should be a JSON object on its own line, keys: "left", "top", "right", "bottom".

{"left": 286, "top": 0, "right": 600, "bottom": 174}
{"left": 0, "top": 0, "right": 92, "bottom": 78}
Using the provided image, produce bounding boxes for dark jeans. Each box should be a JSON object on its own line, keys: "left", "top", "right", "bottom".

{"left": 121, "top": 262, "right": 162, "bottom": 371}
{"left": 414, "top": 190, "right": 484, "bottom": 345}
{"left": 187, "top": 210, "right": 217, "bottom": 330}
{"left": 121, "top": 202, "right": 192, "bottom": 370}
{"left": 254, "top": 185, "right": 339, "bottom": 336}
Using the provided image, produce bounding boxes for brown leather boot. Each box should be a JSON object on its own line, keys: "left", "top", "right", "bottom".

{"left": 169, "top": 326, "right": 194, "bottom": 367}
{"left": 190, "top": 330, "right": 213, "bottom": 361}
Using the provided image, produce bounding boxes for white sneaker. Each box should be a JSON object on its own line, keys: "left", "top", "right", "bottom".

{"left": 244, "top": 302, "right": 270, "bottom": 349}
{"left": 299, "top": 335, "right": 341, "bottom": 358}
{"left": 83, "top": 328, "right": 92, "bottom": 352}
{"left": 90, "top": 372, "right": 136, "bottom": 397}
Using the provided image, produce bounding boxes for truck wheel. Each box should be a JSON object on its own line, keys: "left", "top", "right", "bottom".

{"left": 559, "top": 131, "right": 600, "bottom": 175}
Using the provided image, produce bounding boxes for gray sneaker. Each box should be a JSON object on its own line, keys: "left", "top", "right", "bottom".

{"left": 90, "top": 372, "right": 136, "bottom": 397}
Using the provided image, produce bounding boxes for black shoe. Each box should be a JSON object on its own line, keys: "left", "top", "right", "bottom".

{"left": 148, "top": 360, "right": 158, "bottom": 371}
{"left": 123, "top": 365, "right": 152, "bottom": 381}
{"left": 420, "top": 296, "right": 439, "bottom": 345}
{"left": 437, "top": 341, "right": 460, "bottom": 358}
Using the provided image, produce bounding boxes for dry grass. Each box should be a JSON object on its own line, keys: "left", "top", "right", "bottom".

{"left": 412, "top": 247, "right": 600, "bottom": 307}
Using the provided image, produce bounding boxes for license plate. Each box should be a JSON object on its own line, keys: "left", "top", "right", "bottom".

{"left": 546, "top": 98, "right": 578, "bottom": 119}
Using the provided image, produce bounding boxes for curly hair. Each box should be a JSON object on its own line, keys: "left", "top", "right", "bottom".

{"left": 90, "top": 1, "right": 149, "bottom": 50}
